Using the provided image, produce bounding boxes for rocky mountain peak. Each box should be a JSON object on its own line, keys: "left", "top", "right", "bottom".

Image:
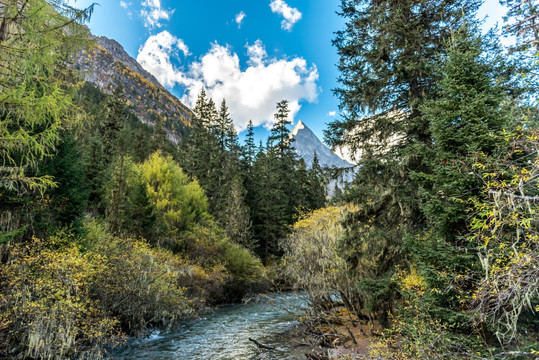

{"left": 71, "top": 33, "right": 192, "bottom": 143}
{"left": 289, "top": 120, "right": 352, "bottom": 168}
{"left": 290, "top": 119, "right": 305, "bottom": 137}
{"left": 289, "top": 120, "right": 355, "bottom": 193}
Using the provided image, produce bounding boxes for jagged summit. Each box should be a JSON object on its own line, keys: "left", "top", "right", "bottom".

{"left": 71, "top": 33, "right": 192, "bottom": 143}
{"left": 289, "top": 120, "right": 353, "bottom": 169}
{"left": 290, "top": 119, "right": 305, "bottom": 137}
{"left": 289, "top": 120, "right": 355, "bottom": 193}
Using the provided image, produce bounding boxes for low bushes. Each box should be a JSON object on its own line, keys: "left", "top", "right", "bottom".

{"left": 182, "top": 223, "right": 269, "bottom": 303}
{"left": 0, "top": 237, "right": 122, "bottom": 359}
{"left": 0, "top": 218, "right": 268, "bottom": 359}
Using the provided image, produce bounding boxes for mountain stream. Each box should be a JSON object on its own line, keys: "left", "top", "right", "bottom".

{"left": 111, "top": 292, "right": 316, "bottom": 360}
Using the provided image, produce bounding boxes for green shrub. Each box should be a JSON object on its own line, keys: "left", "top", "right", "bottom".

{"left": 181, "top": 223, "right": 268, "bottom": 303}
{"left": 86, "top": 235, "right": 195, "bottom": 335}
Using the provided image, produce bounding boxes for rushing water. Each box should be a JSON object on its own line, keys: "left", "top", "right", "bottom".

{"left": 111, "top": 292, "right": 316, "bottom": 360}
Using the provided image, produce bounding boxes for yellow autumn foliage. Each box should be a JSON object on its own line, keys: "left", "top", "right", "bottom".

{"left": 0, "top": 221, "right": 200, "bottom": 359}
{"left": 283, "top": 205, "right": 356, "bottom": 308}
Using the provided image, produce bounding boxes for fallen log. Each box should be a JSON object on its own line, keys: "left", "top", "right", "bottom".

{"left": 249, "top": 338, "right": 276, "bottom": 350}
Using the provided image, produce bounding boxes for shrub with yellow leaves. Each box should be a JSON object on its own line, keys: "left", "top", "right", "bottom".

{"left": 468, "top": 126, "right": 539, "bottom": 345}
{"left": 0, "top": 221, "right": 200, "bottom": 359}
{"left": 0, "top": 237, "right": 122, "bottom": 359}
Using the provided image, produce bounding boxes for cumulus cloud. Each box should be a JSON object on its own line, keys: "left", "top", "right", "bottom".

{"left": 140, "top": 0, "right": 173, "bottom": 28}
{"left": 120, "top": 1, "right": 128, "bottom": 9}
{"left": 246, "top": 40, "right": 267, "bottom": 67}
{"left": 269, "top": 0, "right": 302, "bottom": 31}
{"left": 328, "top": 110, "right": 336, "bottom": 117}
{"left": 235, "top": 11, "right": 246, "bottom": 29}
{"left": 136, "top": 31, "right": 190, "bottom": 88}
{"left": 137, "top": 33, "right": 319, "bottom": 131}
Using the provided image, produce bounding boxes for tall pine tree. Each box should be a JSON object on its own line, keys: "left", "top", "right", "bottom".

{"left": 326, "top": 0, "right": 482, "bottom": 318}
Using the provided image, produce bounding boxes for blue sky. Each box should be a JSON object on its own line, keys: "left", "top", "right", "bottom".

{"left": 71, "top": 0, "right": 509, "bottom": 144}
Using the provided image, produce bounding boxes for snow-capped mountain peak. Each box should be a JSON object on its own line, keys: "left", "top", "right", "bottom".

{"left": 289, "top": 120, "right": 353, "bottom": 170}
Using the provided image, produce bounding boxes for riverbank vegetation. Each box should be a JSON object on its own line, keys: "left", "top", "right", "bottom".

{"left": 0, "top": 0, "right": 326, "bottom": 358}
{"left": 283, "top": 0, "right": 539, "bottom": 358}
{"left": 2, "top": 0, "right": 539, "bottom": 359}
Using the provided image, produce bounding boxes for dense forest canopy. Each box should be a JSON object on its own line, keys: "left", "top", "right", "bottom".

{"left": 0, "top": 1, "right": 327, "bottom": 357}
{"left": 1, "top": 0, "right": 538, "bottom": 359}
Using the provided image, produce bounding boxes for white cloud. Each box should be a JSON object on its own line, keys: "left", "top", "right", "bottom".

{"left": 328, "top": 110, "right": 336, "bottom": 117}
{"left": 246, "top": 40, "right": 267, "bottom": 67}
{"left": 137, "top": 34, "right": 319, "bottom": 131}
{"left": 235, "top": 11, "right": 246, "bottom": 29}
{"left": 140, "top": 0, "right": 173, "bottom": 29}
{"left": 136, "top": 31, "right": 190, "bottom": 88}
{"left": 269, "top": 0, "right": 302, "bottom": 31}
{"left": 120, "top": 1, "right": 134, "bottom": 17}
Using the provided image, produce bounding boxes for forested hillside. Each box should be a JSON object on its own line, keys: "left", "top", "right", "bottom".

{"left": 0, "top": 0, "right": 326, "bottom": 358}
{"left": 1, "top": 0, "right": 538, "bottom": 359}
{"left": 72, "top": 34, "right": 192, "bottom": 143}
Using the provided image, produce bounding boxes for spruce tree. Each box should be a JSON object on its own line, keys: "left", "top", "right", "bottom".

{"left": 501, "top": 0, "right": 539, "bottom": 51}
{"left": 126, "top": 179, "right": 157, "bottom": 241}
{"left": 251, "top": 143, "right": 284, "bottom": 259}
{"left": 100, "top": 85, "right": 128, "bottom": 163}
{"left": 104, "top": 155, "right": 134, "bottom": 236}
{"left": 84, "top": 135, "right": 106, "bottom": 209}
{"left": 250, "top": 100, "right": 314, "bottom": 259}
{"left": 327, "top": 0, "right": 482, "bottom": 319}
{"left": 180, "top": 89, "right": 219, "bottom": 187}
{"left": 241, "top": 120, "right": 257, "bottom": 168}
{"left": 239, "top": 121, "right": 258, "bottom": 240}
{"left": 294, "top": 158, "right": 310, "bottom": 210}
{"left": 152, "top": 114, "right": 169, "bottom": 153}
{"left": 403, "top": 27, "right": 518, "bottom": 335}
{"left": 268, "top": 100, "right": 292, "bottom": 156}
{"left": 38, "top": 132, "right": 89, "bottom": 231}
{"left": 417, "top": 26, "right": 515, "bottom": 239}
{"left": 268, "top": 100, "right": 302, "bottom": 221}
{"left": 307, "top": 152, "right": 327, "bottom": 210}
{"left": 215, "top": 99, "right": 238, "bottom": 152}
{"left": 212, "top": 101, "right": 250, "bottom": 242}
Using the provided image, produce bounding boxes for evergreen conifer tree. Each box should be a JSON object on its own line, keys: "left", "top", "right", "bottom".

{"left": 251, "top": 143, "right": 284, "bottom": 259}
{"left": 38, "top": 132, "right": 89, "bottom": 231}
{"left": 500, "top": 0, "right": 539, "bottom": 51}
{"left": 100, "top": 85, "right": 128, "bottom": 163}
{"left": 327, "top": 0, "right": 482, "bottom": 319}
{"left": 417, "top": 27, "right": 514, "bottom": 238}
{"left": 307, "top": 152, "right": 327, "bottom": 210}
{"left": 84, "top": 135, "right": 105, "bottom": 209}
{"left": 268, "top": 100, "right": 292, "bottom": 156}
{"left": 241, "top": 120, "right": 257, "bottom": 168}
{"left": 152, "top": 114, "right": 169, "bottom": 152}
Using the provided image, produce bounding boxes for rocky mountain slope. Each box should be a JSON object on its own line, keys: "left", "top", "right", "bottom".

{"left": 71, "top": 32, "right": 354, "bottom": 192}
{"left": 289, "top": 120, "right": 355, "bottom": 190}
{"left": 72, "top": 34, "right": 192, "bottom": 143}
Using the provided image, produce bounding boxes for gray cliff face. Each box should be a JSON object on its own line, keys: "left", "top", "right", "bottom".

{"left": 71, "top": 34, "right": 192, "bottom": 143}
{"left": 289, "top": 120, "right": 355, "bottom": 192}
{"left": 290, "top": 120, "right": 352, "bottom": 169}
{"left": 94, "top": 37, "right": 161, "bottom": 89}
